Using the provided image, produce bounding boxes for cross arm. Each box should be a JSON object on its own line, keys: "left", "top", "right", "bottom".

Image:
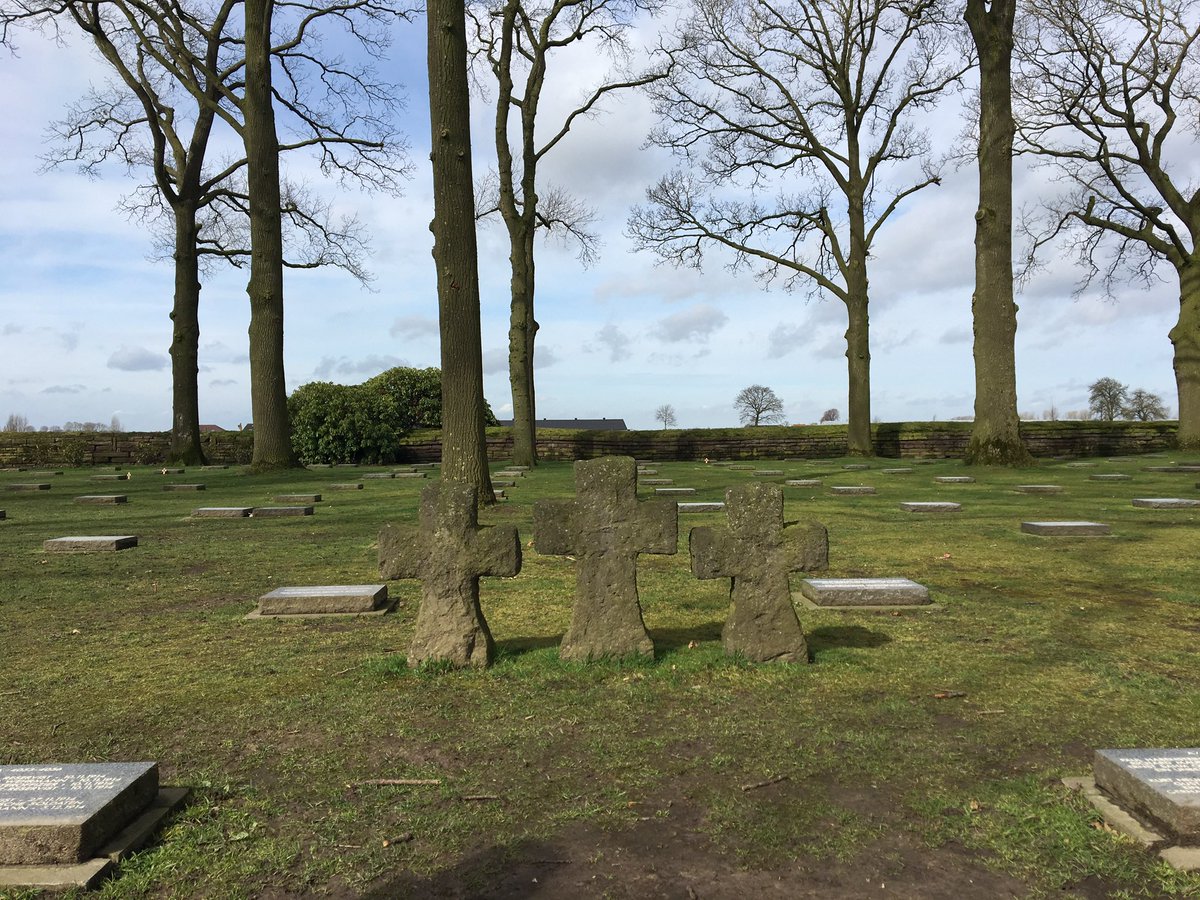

{"left": 634, "top": 498, "right": 679, "bottom": 556}
{"left": 781, "top": 521, "right": 829, "bottom": 573}
{"left": 532, "top": 499, "right": 576, "bottom": 556}
{"left": 378, "top": 523, "right": 425, "bottom": 580}
{"left": 689, "top": 525, "right": 735, "bottom": 580}
{"left": 471, "top": 524, "right": 523, "bottom": 578}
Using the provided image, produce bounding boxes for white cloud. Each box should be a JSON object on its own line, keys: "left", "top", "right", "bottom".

{"left": 483, "top": 348, "right": 508, "bottom": 375}
{"left": 389, "top": 315, "right": 439, "bottom": 339}
{"left": 591, "top": 324, "right": 633, "bottom": 361}
{"left": 42, "top": 384, "right": 86, "bottom": 394}
{"left": 652, "top": 303, "right": 729, "bottom": 343}
{"left": 766, "top": 322, "right": 812, "bottom": 358}
{"left": 312, "top": 354, "right": 407, "bottom": 378}
{"left": 107, "top": 346, "right": 168, "bottom": 372}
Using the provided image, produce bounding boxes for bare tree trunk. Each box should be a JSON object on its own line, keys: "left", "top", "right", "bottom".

{"left": 844, "top": 186, "right": 873, "bottom": 457}
{"left": 168, "top": 202, "right": 208, "bottom": 465}
{"left": 243, "top": 0, "right": 295, "bottom": 470}
{"left": 1172, "top": 261, "right": 1200, "bottom": 450}
{"left": 507, "top": 223, "right": 538, "bottom": 467}
{"left": 428, "top": 0, "right": 495, "bottom": 497}
{"left": 964, "top": 0, "right": 1032, "bottom": 466}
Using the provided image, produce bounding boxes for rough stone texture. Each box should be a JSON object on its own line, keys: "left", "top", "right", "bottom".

{"left": 882, "top": 468, "right": 914, "bottom": 474}
{"left": 363, "top": 473, "right": 395, "bottom": 479}
{"left": 639, "top": 478, "right": 673, "bottom": 485}
{"left": 379, "top": 482, "right": 520, "bottom": 668}
{"left": 786, "top": 479, "right": 821, "bottom": 487}
{"left": 830, "top": 486, "right": 876, "bottom": 495}
{"left": 275, "top": 494, "right": 320, "bottom": 503}
{"left": 690, "top": 483, "right": 827, "bottom": 663}
{"left": 654, "top": 487, "right": 695, "bottom": 495}
{"left": 1145, "top": 465, "right": 1200, "bottom": 473}
{"left": 329, "top": 483, "right": 363, "bottom": 490}
{"left": 394, "top": 472, "right": 427, "bottom": 479}
{"left": 842, "top": 464, "right": 869, "bottom": 470}
{"left": 1020, "top": 521, "right": 1111, "bottom": 536}
{"left": 1066, "top": 462, "right": 1098, "bottom": 468}
{"left": 1132, "top": 498, "right": 1200, "bottom": 509}
{"left": 900, "top": 502, "right": 961, "bottom": 512}
{"left": 1014, "top": 484, "right": 1064, "bottom": 493}
{"left": 0, "top": 762, "right": 158, "bottom": 865}
{"left": 1063, "top": 776, "right": 1166, "bottom": 847}
{"left": 43, "top": 536, "right": 137, "bottom": 552}
{"left": 251, "top": 506, "right": 313, "bottom": 517}
{"left": 799, "top": 577, "right": 930, "bottom": 607}
{"left": 678, "top": 502, "right": 725, "bottom": 512}
{"left": 1090, "top": 474, "right": 1132, "bottom": 481}
{"left": 192, "top": 508, "right": 253, "bottom": 518}
{"left": 636, "top": 468, "right": 658, "bottom": 475}
{"left": 1094, "top": 749, "right": 1200, "bottom": 843}
{"left": 6, "top": 484, "right": 50, "bottom": 492}
{"left": 258, "top": 585, "right": 388, "bottom": 616}
{"left": 728, "top": 465, "right": 755, "bottom": 471}
{"left": 935, "top": 476, "right": 975, "bottom": 484}
{"left": 534, "top": 456, "right": 676, "bottom": 662}
{"left": 493, "top": 480, "right": 516, "bottom": 487}
{"left": 90, "top": 474, "right": 129, "bottom": 482}
{"left": 752, "top": 470, "right": 784, "bottom": 476}
{"left": 506, "top": 466, "right": 530, "bottom": 471}
{"left": 162, "top": 484, "right": 205, "bottom": 492}
{"left": 493, "top": 490, "right": 507, "bottom": 501}
{"left": 74, "top": 496, "right": 127, "bottom": 505}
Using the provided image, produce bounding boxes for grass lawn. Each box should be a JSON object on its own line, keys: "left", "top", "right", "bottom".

{"left": 1, "top": 455, "right": 1199, "bottom": 898}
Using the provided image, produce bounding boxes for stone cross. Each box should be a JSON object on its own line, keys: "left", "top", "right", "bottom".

{"left": 379, "top": 482, "right": 521, "bottom": 668}
{"left": 689, "top": 482, "right": 827, "bottom": 663}
{"left": 533, "top": 456, "right": 677, "bottom": 661}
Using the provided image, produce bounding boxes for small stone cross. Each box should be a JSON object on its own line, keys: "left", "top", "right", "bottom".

{"left": 689, "top": 482, "right": 827, "bottom": 663}
{"left": 379, "top": 482, "right": 521, "bottom": 668}
{"left": 533, "top": 456, "right": 677, "bottom": 661}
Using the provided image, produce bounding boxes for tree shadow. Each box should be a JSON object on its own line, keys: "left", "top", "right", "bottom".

{"left": 494, "top": 634, "right": 563, "bottom": 658}
{"left": 650, "top": 620, "right": 725, "bottom": 652}
{"left": 806, "top": 625, "right": 892, "bottom": 655}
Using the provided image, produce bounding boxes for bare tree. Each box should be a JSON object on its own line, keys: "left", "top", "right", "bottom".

{"left": 820, "top": 408, "right": 840, "bottom": 423}
{"left": 1016, "top": 0, "right": 1200, "bottom": 450}
{"left": 735, "top": 384, "right": 785, "bottom": 426}
{"left": 1124, "top": 388, "right": 1168, "bottom": 421}
{"left": 3, "top": 414, "right": 32, "bottom": 432}
{"left": 654, "top": 403, "right": 677, "bottom": 428}
{"left": 629, "top": 0, "right": 967, "bottom": 456}
{"left": 1088, "top": 377, "right": 1128, "bottom": 421}
{"left": 469, "top": 0, "right": 663, "bottom": 467}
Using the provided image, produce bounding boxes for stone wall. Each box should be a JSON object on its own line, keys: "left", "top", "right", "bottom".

{"left": 0, "top": 431, "right": 254, "bottom": 467}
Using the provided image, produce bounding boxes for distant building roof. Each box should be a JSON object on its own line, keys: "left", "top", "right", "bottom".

{"left": 498, "top": 418, "right": 628, "bottom": 431}
{"left": 199, "top": 424, "right": 227, "bottom": 432}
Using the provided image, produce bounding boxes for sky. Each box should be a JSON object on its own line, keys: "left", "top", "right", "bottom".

{"left": 0, "top": 9, "right": 1184, "bottom": 432}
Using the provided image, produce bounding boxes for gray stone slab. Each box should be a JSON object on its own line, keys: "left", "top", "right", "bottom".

{"left": 640, "top": 478, "right": 673, "bottom": 485}
{"left": 275, "top": 493, "right": 321, "bottom": 503}
{"left": 391, "top": 467, "right": 416, "bottom": 474}
{"left": 29, "top": 471, "right": 63, "bottom": 477}
{"left": 881, "top": 468, "right": 914, "bottom": 474}
{"left": 493, "top": 480, "right": 516, "bottom": 487}
{"left": 159, "top": 468, "right": 184, "bottom": 475}
{"left": 90, "top": 474, "right": 129, "bottom": 482}
{"left": 636, "top": 468, "right": 658, "bottom": 475}
{"left": 257, "top": 584, "right": 388, "bottom": 616}
{"left": 0, "top": 762, "right": 158, "bottom": 865}
{"left": 753, "top": 470, "right": 784, "bottom": 476}
{"left": 363, "top": 472, "right": 395, "bottom": 479}
{"left": 329, "top": 483, "right": 363, "bottom": 490}
{"left": 1094, "top": 749, "right": 1200, "bottom": 842}
{"left": 202, "top": 465, "right": 229, "bottom": 470}
{"left": 192, "top": 507, "right": 253, "bottom": 518}
{"left": 74, "top": 496, "right": 127, "bottom": 505}
{"left": 250, "top": 506, "right": 313, "bottom": 517}
{"left": 394, "top": 472, "right": 427, "bottom": 479}
{"left": 1066, "top": 462, "right": 1098, "bottom": 468}
{"left": 162, "top": 484, "right": 205, "bottom": 492}
{"left": 1132, "top": 498, "right": 1200, "bottom": 509}
{"left": 1090, "top": 474, "right": 1132, "bottom": 481}
{"left": 44, "top": 536, "right": 138, "bottom": 552}
{"left": 496, "top": 470, "right": 525, "bottom": 478}
{"left": 786, "top": 479, "right": 822, "bottom": 487}
{"left": 1014, "top": 484, "right": 1064, "bottom": 493}
{"left": 1144, "top": 464, "right": 1200, "bottom": 473}
{"left": 493, "top": 489, "right": 507, "bottom": 501}
{"left": 654, "top": 487, "right": 695, "bottom": 495}
{"left": 934, "top": 476, "right": 975, "bottom": 484}
{"left": 678, "top": 502, "right": 725, "bottom": 512}
{"left": 799, "top": 577, "right": 930, "bottom": 607}
{"left": 900, "top": 502, "right": 961, "bottom": 512}
{"left": 7, "top": 484, "right": 50, "bottom": 492}
{"left": 829, "top": 485, "right": 876, "bottom": 495}
{"left": 728, "top": 465, "right": 755, "bottom": 471}
{"left": 842, "top": 464, "right": 869, "bottom": 470}
{"left": 1063, "top": 776, "right": 1166, "bottom": 848}
{"left": 506, "top": 466, "right": 530, "bottom": 471}
{"left": 1020, "top": 521, "right": 1110, "bottom": 536}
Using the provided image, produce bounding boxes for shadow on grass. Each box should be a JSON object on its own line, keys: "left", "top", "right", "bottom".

{"left": 361, "top": 837, "right": 573, "bottom": 899}
{"left": 651, "top": 620, "right": 724, "bottom": 652}
{"left": 494, "top": 634, "right": 563, "bottom": 657}
{"left": 806, "top": 625, "right": 891, "bottom": 655}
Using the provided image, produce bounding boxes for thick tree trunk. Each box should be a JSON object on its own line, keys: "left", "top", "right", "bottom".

{"left": 1171, "top": 261, "right": 1200, "bottom": 450}
{"left": 964, "top": 0, "right": 1032, "bottom": 466}
{"left": 844, "top": 187, "right": 873, "bottom": 457}
{"left": 168, "top": 203, "right": 208, "bottom": 465}
{"left": 243, "top": 0, "right": 295, "bottom": 470}
{"left": 508, "top": 225, "right": 538, "bottom": 467}
{"left": 428, "top": 0, "right": 495, "bottom": 498}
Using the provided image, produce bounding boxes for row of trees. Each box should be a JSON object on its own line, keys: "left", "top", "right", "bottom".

{"left": 1088, "top": 378, "right": 1170, "bottom": 422}
{"left": 3, "top": 414, "right": 122, "bottom": 432}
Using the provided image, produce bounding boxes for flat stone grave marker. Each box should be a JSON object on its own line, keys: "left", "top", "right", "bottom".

{"left": 394, "top": 472, "right": 427, "bottom": 479}
{"left": 655, "top": 486, "right": 695, "bottom": 495}
{"left": 0, "top": 761, "right": 184, "bottom": 885}
{"left": 159, "top": 468, "right": 184, "bottom": 475}
{"left": 163, "top": 484, "right": 205, "bottom": 492}
{"left": 842, "top": 464, "right": 869, "bottom": 470}
{"left": 1021, "top": 521, "right": 1111, "bottom": 536}
{"left": 329, "top": 483, "right": 363, "bottom": 490}
{"left": 882, "top": 468, "right": 914, "bottom": 474}
{"left": 1014, "top": 484, "right": 1064, "bottom": 494}
{"left": 275, "top": 493, "right": 320, "bottom": 503}
{"left": 799, "top": 577, "right": 931, "bottom": 608}
{"left": 380, "top": 482, "right": 520, "bottom": 667}
{"left": 1066, "top": 462, "right": 1098, "bottom": 468}
{"left": 252, "top": 585, "right": 390, "bottom": 618}
{"left": 900, "top": 501, "right": 961, "bottom": 512}
{"left": 1144, "top": 465, "right": 1200, "bottom": 473}
{"left": 363, "top": 472, "right": 395, "bottom": 479}
{"left": 1093, "top": 748, "right": 1200, "bottom": 844}
{"left": 679, "top": 501, "right": 725, "bottom": 512}
{"left": 753, "top": 470, "right": 784, "bottom": 476}
{"left": 90, "top": 474, "right": 128, "bottom": 482}
{"left": 392, "top": 467, "right": 416, "bottom": 474}
{"left": 496, "top": 469, "right": 525, "bottom": 477}
{"left": 74, "top": 495, "right": 127, "bottom": 505}
{"left": 935, "top": 476, "right": 975, "bottom": 484}
{"left": 830, "top": 485, "right": 876, "bottom": 495}
{"left": 640, "top": 478, "right": 673, "bottom": 485}
{"left": 690, "top": 482, "right": 827, "bottom": 663}
{"left": 44, "top": 536, "right": 137, "bottom": 552}
{"left": 493, "top": 489, "right": 507, "bottom": 501}
{"left": 1132, "top": 498, "right": 1200, "bottom": 509}
{"left": 728, "top": 465, "right": 755, "bottom": 471}
{"left": 534, "top": 456, "right": 675, "bottom": 662}
{"left": 29, "top": 471, "right": 63, "bottom": 477}
{"left": 251, "top": 506, "right": 313, "bottom": 518}
{"left": 201, "top": 465, "right": 229, "bottom": 470}
{"left": 493, "top": 479, "right": 516, "bottom": 488}
{"left": 786, "top": 479, "right": 821, "bottom": 487}
{"left": 7, "top": 484, "right": 50, "bottom": 492}
{"left": 637, "top": 468, "right": 658, "bottom": 475}
{"left": 1090, "top": 474, "right": 1132, "bottom": 482}
{"left": 192, "top": 508, "right": 253, "bottom": 518}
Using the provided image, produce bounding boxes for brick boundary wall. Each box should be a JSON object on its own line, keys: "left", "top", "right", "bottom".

{"left": 0, "top": 420, "right": 1179, "bottom": 467}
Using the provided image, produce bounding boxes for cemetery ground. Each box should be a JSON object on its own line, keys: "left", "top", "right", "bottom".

{"left": 1, "top": 457, "right": 1198, "bottom": 899}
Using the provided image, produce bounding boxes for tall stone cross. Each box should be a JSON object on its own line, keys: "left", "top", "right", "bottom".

{"left": 533, "top": 456, "right": 677, "bottom": 661}
{"left": 379, "top": 482, "right": 521, "bottom": 668}
{"left": 689, "top": 482, "right": 827, "bottom": 663}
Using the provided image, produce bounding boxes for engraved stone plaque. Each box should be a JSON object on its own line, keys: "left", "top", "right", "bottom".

{"left": 1094, "top": 749, "right": 1200, "bottom": 842}
{"left": 799, "top": 577, "right": 930, "bottom": 607}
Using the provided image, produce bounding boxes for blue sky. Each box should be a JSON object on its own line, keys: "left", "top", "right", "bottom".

{"left": 0, "top": 12, "right": 1182, "bottom": 432}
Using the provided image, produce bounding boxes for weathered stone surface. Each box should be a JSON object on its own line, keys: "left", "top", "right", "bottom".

{"left": 380, "top": 483, "right": 520, "bottom": 668}
{"left": 44, "top": 536, "right": 137, "bottom": 552}
{"left": 799, "top": 577, "right": 930, "bottom": 607}
{"left": 1014, "top": 484, "right": 1064, "bottom": 493}
{"left": 786, "top": 479, "right": 821, "bottom": 487}
{"left": 1066, "top": 462, "right": 1098, "bottom": 468}
{"left": 1094, "top": 749, "right": 1200, "bottom": 842}
{"left": 162, "top": 484, "right": 205, "bottom": 492}
{"left": 90, "top": 474, "right": 129, "bottom": 482}
{"left": 881, "top": 468, "right": 914, "bottom": 474}
{"left": 752, "top": 470, "right": 784, "bottom": 476}
{"left": 1020, "top": 521, "right": 1111, "bottom": 535}
{"left": 275, "top": 493, "right": 321, "bottom": 503}
{"left": 329, "top": 483, "right": 363, "bottom": 490}
{"left": 1132, "top": 498, "right": 1200, "bottom": 509}
{"left": 6, "top": 484, "right": 50, "bottom": 492}
{"left": 493, "top": 480, "right": 516, "bottom": 488}
{"left": 192, "top": 508, "right": 253, "bottom": 518}
{"left": 1145, "top": 465, "right": 1200, "bottom": 473}
{"left": 251, "top": 506, "right": 313, "bottom": 518}
{"left": 728, "top": 465, "right": 755, "bottom": 471}
{"left": 639, "top": 478, "right": 673, "bottom": 485}
{"left": 830, "top": 485, "right": 876, "bottom": 495}
{"left": 636, "top": 468, "right": 658, "bottom": 476}
{"left": 690, "top": 483, "right": 827, "bottom": 663}
{"left": 258, "top": 585, "right": 387, "bottom": 616}
{"left": 201, "top": 465, "right": 229, "bottom": 470}
{"left": 842, "top": 464, "right": 869, "bottom": 470}
{"left": 496, "top": 470, "right": 525, "bottom": 478}
{"left": 1090, "top": 474, "right": 1132, "bottom": 481}
{"left": 654, "top": 487, "right": 696, "bottom": 495}
{"left": 363, "top": 472, "right": 395, "bottom": 479}
{"left": 29, "top": 472, "right": 63, "bottom": 477}
{"left": 493, "top": 489, "right": 507, "bottom": 501}
{"left": 534, "top": 456, "right": 676, "bottom": 662}
{"left": 935, "top": 476, "right": 975, "bottom": 484}
{"left": 394, "top": 472, "right": 427, "bottom": 479}
{"left": 678, "top": 502, "right": 725, "bottom": 512}
{"left": 900, "top": 502, "right": 961, "bottom": 512}
{"left": 0, "top": 762, "right": 158, "bottom": 866}
{"left": 159, "top": 468, "right": 184, "bottom": 475}
{"left": 74, "top": 496, "right": 127, "bottom": 505}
